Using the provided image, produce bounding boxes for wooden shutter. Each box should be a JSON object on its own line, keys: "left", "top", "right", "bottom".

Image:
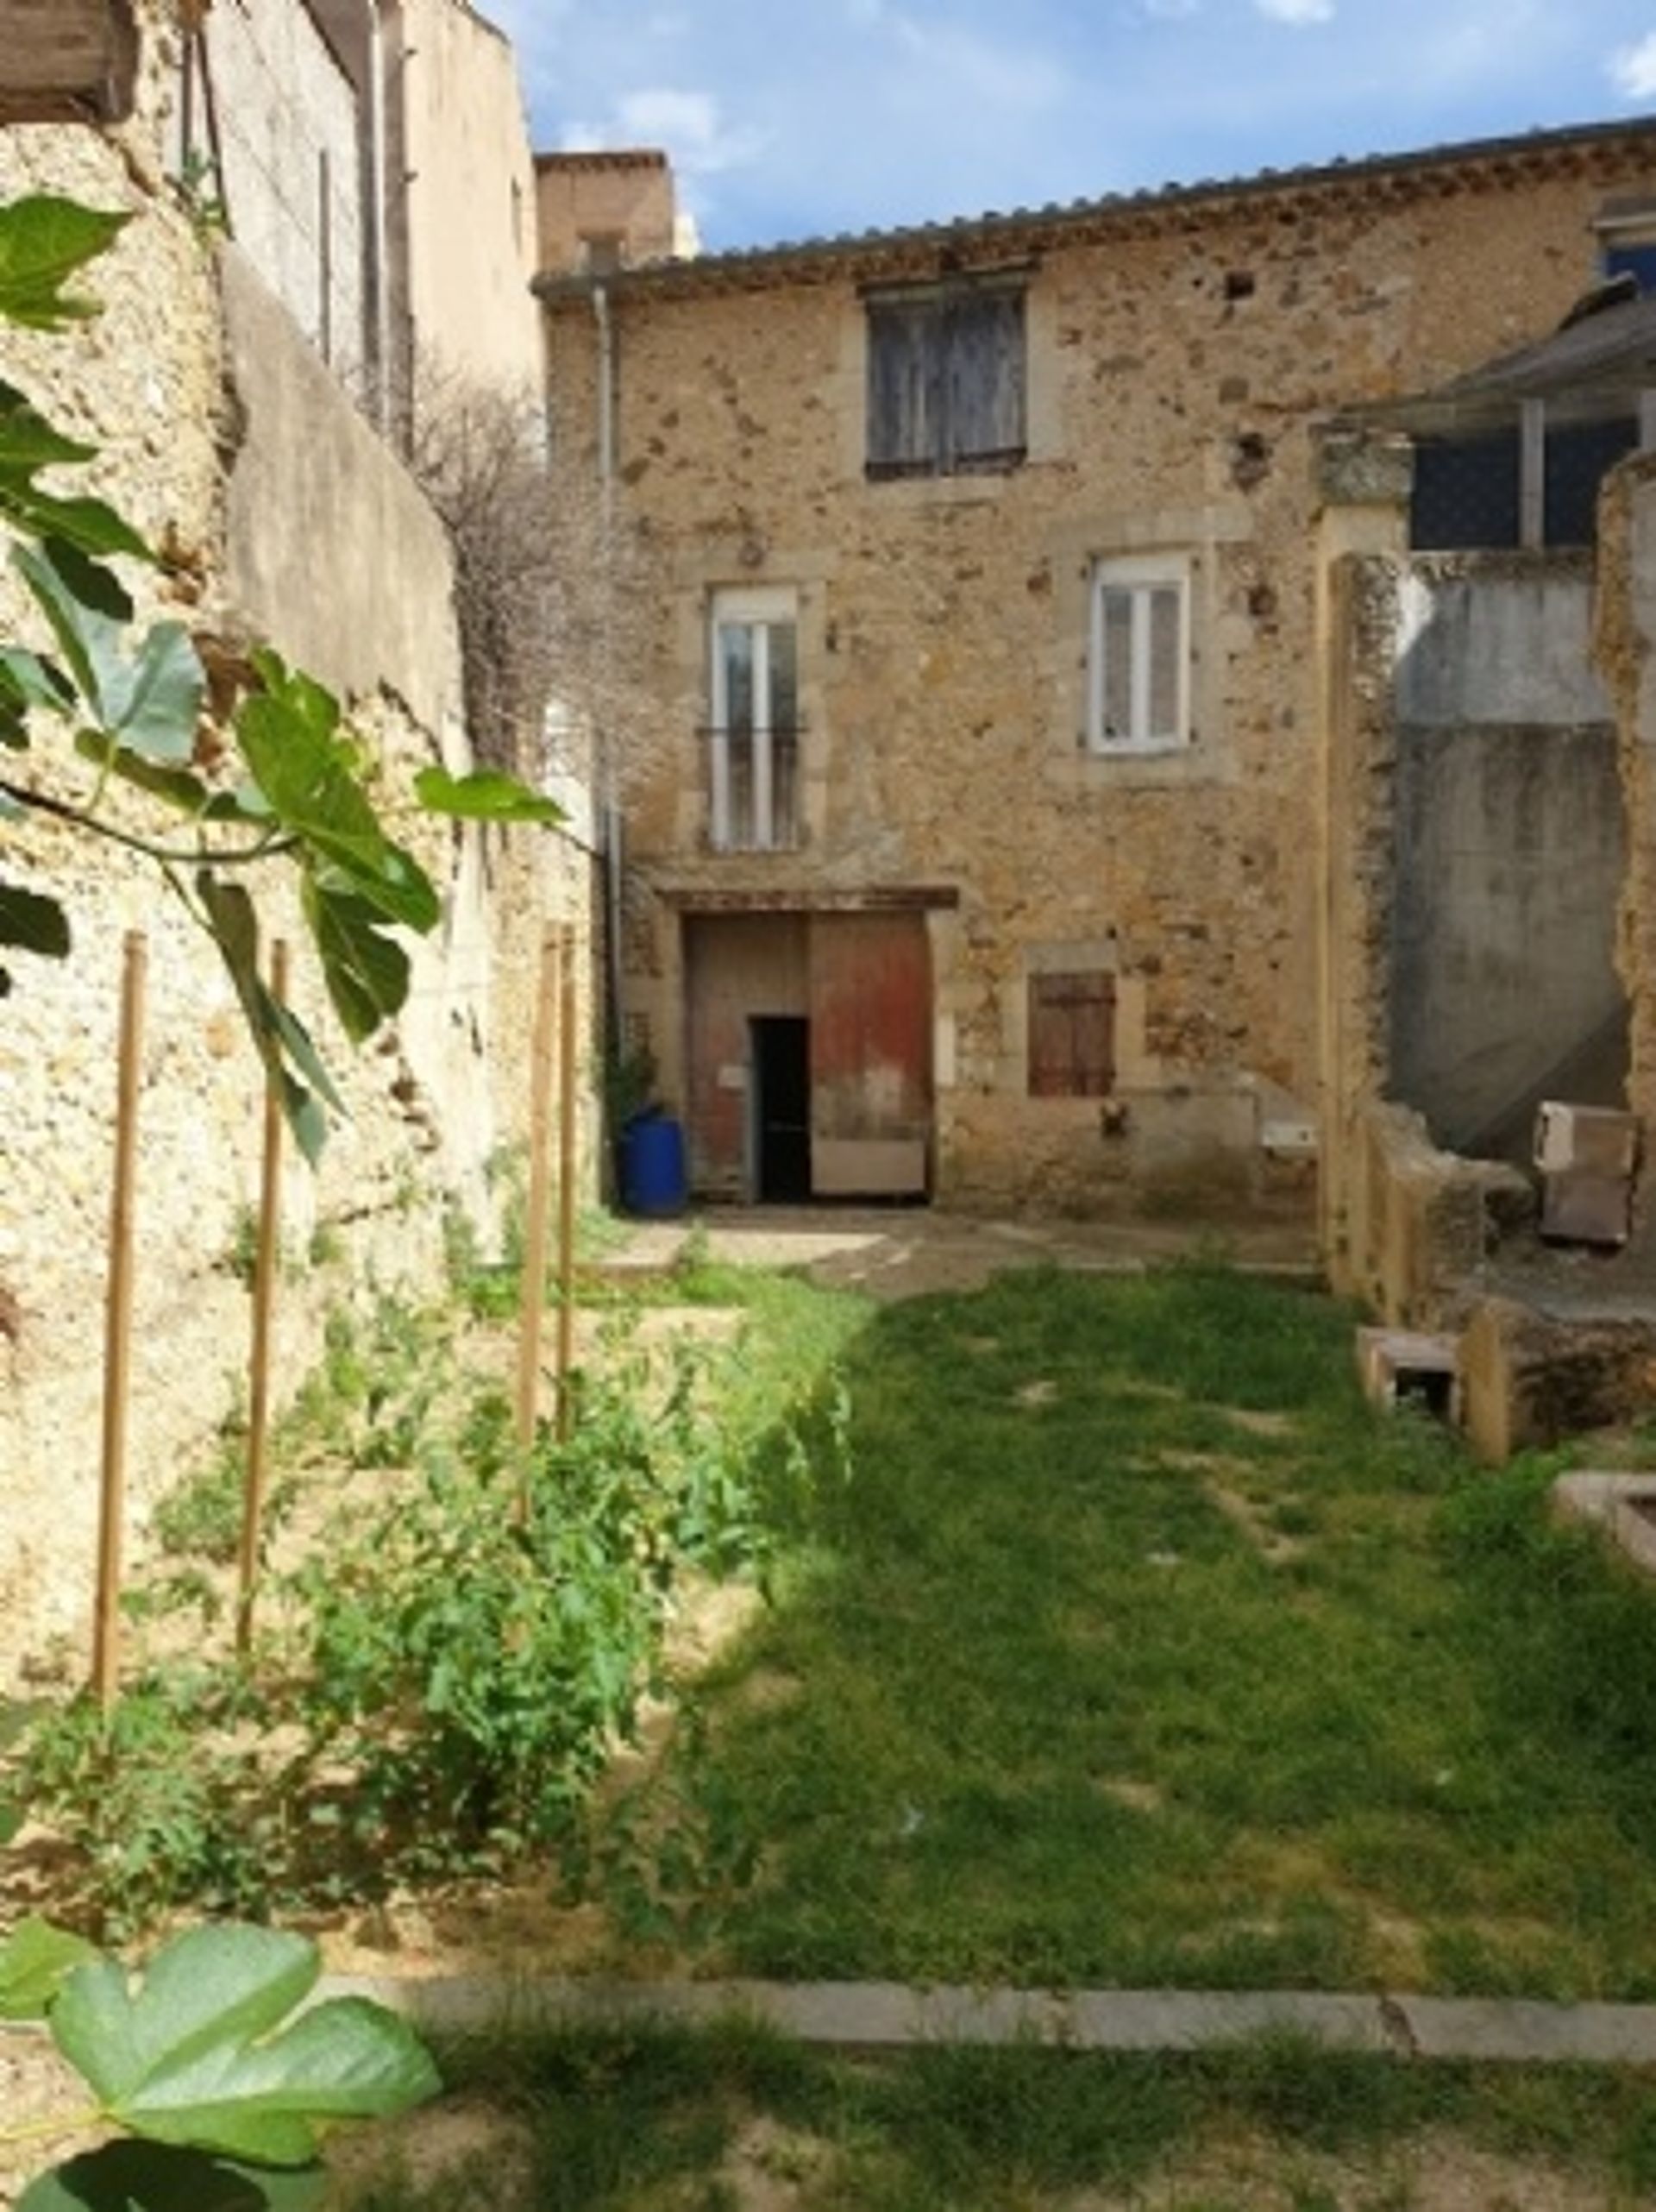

{"left": 1029, "top": 972, "right": 1115, "bottom": 1097}
{"left": 867, "top": 297, "right": 942, "bottom": 475}
{"left": 945, "top": 286, "right": 1026, "bottom": 469}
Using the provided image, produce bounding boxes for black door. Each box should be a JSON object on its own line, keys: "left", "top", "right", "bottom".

{"left": 753, "top": 1016, "right": 812, "bottom": 1202}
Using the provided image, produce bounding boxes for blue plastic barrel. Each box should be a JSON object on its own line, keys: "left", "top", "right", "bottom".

{"left": 621, "top": 1111, "right": 687, "bottom": 1216}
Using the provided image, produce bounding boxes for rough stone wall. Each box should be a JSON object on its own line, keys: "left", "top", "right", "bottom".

{"left": 547, "top": 142, "right": 1654, "bottom": 1216}
{"left": 535, "top": 153, "right": 677, "bottom": 276}
{"left": 1595, "top": 452, "right": 1656, "bottom": 1230}
{"left": 0, "top": 9, "right": 581, "bottom": 1686}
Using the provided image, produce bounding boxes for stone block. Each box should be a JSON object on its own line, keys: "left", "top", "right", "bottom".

{"left": 1355, "top": 1325, "right": 1462, "bottom": 1423}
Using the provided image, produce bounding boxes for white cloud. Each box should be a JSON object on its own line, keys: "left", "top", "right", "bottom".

{"left": 561, "top": 86, "right": 768, "bottom": 179}
{"left": 1255, "top": 0, "right": 1334, "bottom": 22}
{"left": 1612, "top": 30, "right": 1656, "bottom": 99}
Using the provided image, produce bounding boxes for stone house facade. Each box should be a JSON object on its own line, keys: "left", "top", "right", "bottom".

{"left": 539, "top": 118, "right": 1656, "bottom": 1222}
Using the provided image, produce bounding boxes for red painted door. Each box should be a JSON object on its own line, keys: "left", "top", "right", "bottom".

{"left": 807, "top": 914, "right": 931, "bottom": 1197}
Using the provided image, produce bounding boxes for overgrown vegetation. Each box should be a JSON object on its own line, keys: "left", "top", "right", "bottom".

{"left": 8, "top": 1261, "right": 864, "bottom": 1939}
{"left": 333, "top": 2017, "right": 1656, "bottom": 2212}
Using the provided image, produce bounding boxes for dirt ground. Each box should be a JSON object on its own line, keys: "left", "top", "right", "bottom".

{"left": 329, "top": 2099, "right": 1656, "bottom": 2212}
{"left": 606, "top": 1200, "right": 1320, "bottom": 1302}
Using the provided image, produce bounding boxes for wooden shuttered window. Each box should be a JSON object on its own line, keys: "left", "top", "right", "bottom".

{"left": 1028, "top": 971, "right": 1116, "bottom": 1098}
{"left": 866, "top": 280, "right": 1026, "bottom": 479}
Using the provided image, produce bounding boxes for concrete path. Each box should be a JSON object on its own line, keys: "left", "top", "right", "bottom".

{"left": 323, "top": 1974, "right": 1656, "bottom": 2067}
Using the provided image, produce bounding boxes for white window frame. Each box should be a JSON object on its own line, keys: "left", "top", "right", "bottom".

{"left": 709, "top": 586, "right": 798, "bottom": 851}
{"left": 1087, "top": 553, "right": 1191, "bottom": 756}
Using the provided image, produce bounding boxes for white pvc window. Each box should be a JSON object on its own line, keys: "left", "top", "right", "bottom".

{"left": 709, "top": 588, "right": 799, "bottom": 851}
{"left": 1088, "top": 554, "right": 1190, "bottom": 754}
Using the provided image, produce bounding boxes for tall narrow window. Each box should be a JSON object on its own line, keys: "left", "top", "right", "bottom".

{"left": 1088, "top": 555, "right": 1190, "bottom": 754}
{"left": 709, "top": 588, "right": 800, "bottom": 851}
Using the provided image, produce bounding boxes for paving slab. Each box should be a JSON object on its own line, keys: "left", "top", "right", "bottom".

{"left": 321, "top": 1975, "right": 1656, "bottom": 2065}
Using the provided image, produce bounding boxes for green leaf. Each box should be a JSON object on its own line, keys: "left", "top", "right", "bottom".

{"left": 303, "top": 878, "right": 411, "bottom": 1045}
{"left": 236, "top": 663, "right": 438, "bottom": 933}
{"left": 0, "top": 378, "right": 95, "bottom": 468}
{"left": 0, "top": 380, "right": 151, "bottom": 561}
{"left": 104, "top": 622, "right": 204, "bottom": 764}
{"left": 415, "top": 765, "right": 566, "bottom": 826}
{"left": 0, "top": 644, "right": 72, "bottom": 712}
{"left": 15, "top": 543, "right": 200, "bottom": 757}
{"left": 194, "top": 871, "right": 336, "bottom": 1166}
{"left": 18, "top": 2140, "right": 327, "bottom": 2212}
{"left": 14, "top": 539, "right": 126, "bottom": 707}
{"left": 0, "top": 644, "right": 71, "bottom": 748}
{"left": 265, "top": 994, "right": 346, "bottom": 1118}
{"left": 0, "top": 483, "right": 153, "bottom": 561}
{"left": 279, "top": 1077, "right": 329, "bottom": 1171}
{"left": 75, "top": 732, "right": 210, "bottom": 816}
{"left": 0, "top": 880, "right": 71, "bottom": 959}
{"left": 0, "top": 1916, "right": 99, "bottom": 2021}
{"left": 49, "top": 1926, "right": 437, "bottom": 2165}
{"left": 0, "top": 197, "right": 129, "bottom": 331}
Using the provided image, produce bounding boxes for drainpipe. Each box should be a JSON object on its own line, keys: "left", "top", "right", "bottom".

{"left": 364, "top": 0, "right": 392, "bottom": 431}
{"left": 593, "top": 279, "right": 627, "bottom": 1167}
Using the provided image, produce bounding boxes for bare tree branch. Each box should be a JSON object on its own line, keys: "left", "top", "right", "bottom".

{"left": 401, "top": 360, "right": 667, "bottom": 798}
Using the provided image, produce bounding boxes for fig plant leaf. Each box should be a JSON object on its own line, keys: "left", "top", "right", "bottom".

{"left": 415, "top": 763, "right": 567, "bottom": 826}
{"left": 0, "top": 196, "right": 130, "bottom": 330}
{"left": 49, "top": 1924, "right": 439, "bottom": 2165}
{"left": 0, "top": 1915, "right": 98, "bottom": 2021}
{"left": 17, "top": 2140, "right": 328, "bottom": 2212}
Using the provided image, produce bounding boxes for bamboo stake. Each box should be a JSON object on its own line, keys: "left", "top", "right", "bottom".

{"left": 555, "top": 923, "right": 579, "bottom": 1442}
{"left": 92, "top": 930, "right": 146, "bottom": 1711}
{"left": 512, "top": 928, "right": 559, "bottom": 1515}
{"left": 237, "top": 937, "right": 287, "bottom": 1656}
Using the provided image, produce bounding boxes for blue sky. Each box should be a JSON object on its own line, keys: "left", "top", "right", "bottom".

{"left": 488, "top": 2, "right": 1656, "bottom": 254}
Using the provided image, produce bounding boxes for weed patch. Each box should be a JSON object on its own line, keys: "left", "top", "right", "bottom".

{"left": 331, "top": 2022, "right": 1656, "bottom": 2212}
{"left": 9, "top": 1273, "right": 867, "bottom": 1939}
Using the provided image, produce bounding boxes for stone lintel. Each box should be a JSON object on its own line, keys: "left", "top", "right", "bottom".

{"left": 658, "top": 884, "right": 962, "bottom": 914}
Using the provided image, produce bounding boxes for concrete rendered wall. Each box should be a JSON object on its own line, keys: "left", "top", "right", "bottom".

{"left": 1389, "top": 560, "right": 1628, "bottom": 1157}
{"left": 193, "top": 0, "right": 367, "bottom": 388}
{"left": 395, "top": 0, "right": 542, "bottom": 395}
{"left": 548, "top": 137, "right": 1656, "bottom": 1216}
{"left": 0, "top": 10, "right": 578, "bottom": 1686}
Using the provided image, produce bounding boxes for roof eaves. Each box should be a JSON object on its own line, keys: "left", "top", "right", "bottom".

{"left": 533, "top": 113, "right": 1656, "bottom": 307}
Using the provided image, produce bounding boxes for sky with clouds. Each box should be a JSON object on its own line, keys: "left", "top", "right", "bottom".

{"left": 486, "top": 2, "right": 1656, "bottom": 253}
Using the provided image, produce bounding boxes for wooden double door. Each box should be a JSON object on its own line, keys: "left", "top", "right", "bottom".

{"left": 683, "top": 910, "right": 932, "bottom": 1202}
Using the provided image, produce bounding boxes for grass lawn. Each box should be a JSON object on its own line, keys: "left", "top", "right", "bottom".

{"left": 621, "top": 1260, "right": 1656, "bottom": 1999}
{"left": 336, "top": 2020, "right": 1656, "bottom": 2211}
